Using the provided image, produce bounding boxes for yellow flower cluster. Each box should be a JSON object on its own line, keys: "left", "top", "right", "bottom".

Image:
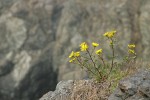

{"left": 92, "top": 42, "right": 99, "bottom": 47}
{"left": 69, "top": 51, "right": 75, "bottom": 58}
{"left": 128, "top": 44, "right": 136, "bottom": 54}
{"left": 80, "top": 42, "right": 88, "bottom": 51}
{"left": 128, "top": 49, "right": 135, "bottom": 54}
{"left": 69, "top": 58, "right": 76, "bottom": 63}
{"left": 128, "top": 44, "right": 135, "bottom": 48}
{"left": 69, "top": 42, "right": 103, "bottom": 63}
{"left": 68, "top": 30, "right": 138, "bottom": 83}
{"left": 95, "top": 49, "right": 103, "bottom": 55}
{"left": 103, "top": 31, "right": 116, "bottom": 38}
{"left": 69, "top": 51, "right": 80, "bottom": 63}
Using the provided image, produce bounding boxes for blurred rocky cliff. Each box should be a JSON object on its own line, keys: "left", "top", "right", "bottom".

{"left": 0, "top": 0, "right": 150, "bottom": 100}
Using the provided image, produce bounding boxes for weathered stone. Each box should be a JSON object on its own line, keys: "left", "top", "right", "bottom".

{"left": 139, "top": 80, "right": 150, "bottom": 97}
{"left": 109, "top": 70, "right": 150, "bottom": 100}
{"left": 40, "top": 80, "right": 74, "bottom": 100}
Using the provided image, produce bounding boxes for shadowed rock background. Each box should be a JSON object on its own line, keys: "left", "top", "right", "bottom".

{"left": 0, "top": 0, "right": 150, "bottom": 100}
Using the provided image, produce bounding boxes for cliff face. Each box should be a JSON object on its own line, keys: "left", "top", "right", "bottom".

{"left": 0, "top": 0, "right": 150, "bottom": 100}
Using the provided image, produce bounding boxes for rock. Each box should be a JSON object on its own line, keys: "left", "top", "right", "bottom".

{"left": 40, "top": 80, "right": 74, "bottom": 100}
{"left": 40, "top": 80, "right": 110, "bottom": 100}
{"left": 0, "top": 0, "right": 59, "bottom": 99}
{"left": 139, "top": 80, "right": 150, "bottom": 97}
{"left": 108, "top": 70, "right": 150, "bottom": 100}
{"left": 0, "top": 50, "right": 58, "bottom": 100}
{"left": 40, "top": 70, "right": 150, "bottom": 100}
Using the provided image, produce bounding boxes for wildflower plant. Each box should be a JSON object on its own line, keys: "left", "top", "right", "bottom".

{"left": 68, "top": 31, "right": 136, "bottom": 83}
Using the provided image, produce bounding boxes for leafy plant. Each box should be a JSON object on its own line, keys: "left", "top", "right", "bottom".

{"left": 68, "top": 31, "right": 136, "bottom": 83}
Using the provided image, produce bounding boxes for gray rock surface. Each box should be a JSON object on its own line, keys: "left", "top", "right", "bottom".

{"left": 40, "top": 80, "right": 74, "bottom": 100}
{"left": 109, "top": 70, "right": 150, "bottom": 100}
{"left": 40, "top": 70, "right": 150, "bottom": 100}
{"left": 0, "top": 0, "right": 150, "bottom": 100}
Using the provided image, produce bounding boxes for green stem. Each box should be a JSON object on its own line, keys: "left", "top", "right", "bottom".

{"left": 76, "top": 57, "right": 98, "bottom": 77}
{"left": 87, "top": 50, "right": 103, "bottom": 79}
{"left": 99, "top": 55, "right": 106, "bottom": 68}
{"left": 108, "top": 38, "right": 115, "bottom": 76}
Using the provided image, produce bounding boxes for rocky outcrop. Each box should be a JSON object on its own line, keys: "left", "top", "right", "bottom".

{"left": 40, "top": 80, "right": 74, "bottom": 100}
{"left": 109, "top": 70, "right": 150, "bottom": 100}
{"left": 40, "top": 80, "right": 110, "bottom": 100}
{"left": 40, "top": 70, "right": 150, "bottom": 100}
{"left": 1, "top": 0, "right": 150, "bottom": 100}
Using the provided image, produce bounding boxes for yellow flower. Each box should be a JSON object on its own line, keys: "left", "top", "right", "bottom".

{"left": 69, "top": 58, "right": 76, "bottom": 63}
{"left": 69, "top": 51, "right": 80, "bottom": 63}
{"left": 128, "top": 49, "right": 135, "bottom": 54}
{"left": 69, "top": 51, "right": 75, "bottom": 58}
{"left": 80, "top": 42, "right": 88, "bottom": 51}
{"left": 103, "top": 32, "right": 108, "bottom": 37}
{"left": 96, "top": 49, "right": 103, "bottom": 55}
{"left": 103, "top": 31, "right": 116, "bottom": 38}
{"left": 74, "top": 52, "right": 80, "bottom": 57}
{"left": 92, "top": 42, "right": 99, "bottom": 47}
{"left": 128, "top": 44, "right": 135, "bottom": 48}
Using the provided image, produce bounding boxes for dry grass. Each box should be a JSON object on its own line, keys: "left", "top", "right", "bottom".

{"left": 71, "top": 80, "right": 110, "bottom": 100}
